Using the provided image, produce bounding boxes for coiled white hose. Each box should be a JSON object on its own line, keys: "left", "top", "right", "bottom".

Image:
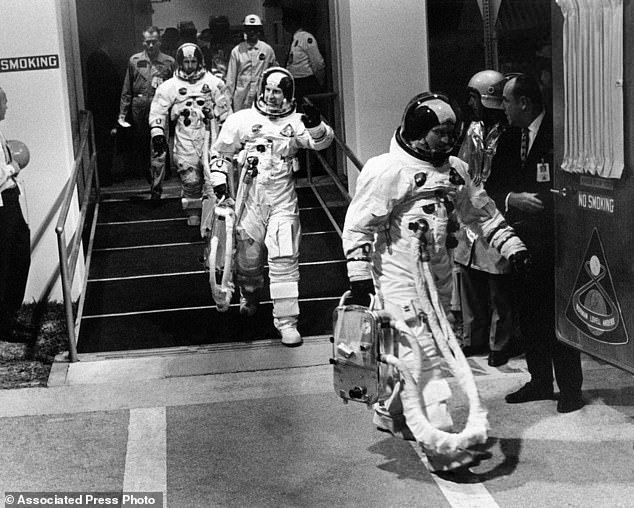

{"left": 208, "top": 202, "right": 235, "bottom": 311}
{"left": 382, "top": 233, "right": 488, "bottom": 457}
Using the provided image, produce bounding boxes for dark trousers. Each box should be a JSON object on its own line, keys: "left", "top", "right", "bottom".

{"left": 93, "top": 112, "right": 115, "bottom": 186}
{"left": 459, "top": 264, "right": 514, "bottom": 352}
{"left": 515, "top": 259, "right": 582, "bottom": 396}
{"left": 130, "top": 123, "right": 151, "bottom": 182}
{"left": 127, "top": 98, "right": 152, "bottom": 181}
{"left": 0, "top": 187, "right": 30, "bottom": 331}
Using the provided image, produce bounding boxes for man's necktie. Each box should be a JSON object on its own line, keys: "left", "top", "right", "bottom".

{"left": 520, "top": 128, "right": 529, "bottom": 164}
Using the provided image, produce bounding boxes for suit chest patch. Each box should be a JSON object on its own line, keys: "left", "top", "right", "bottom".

{"left": 414, "top": 172, "right": 427, "bottom": 187}
{"left": 281, "top": 124, "right": 295, "bottom": 137}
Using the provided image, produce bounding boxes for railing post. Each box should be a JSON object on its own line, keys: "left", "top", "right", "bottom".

{"left": 306, "top": 149, "right": 312, "bottom": 184}
{"left": 54, "top": 110, "right": 98, "bottom": 363}
{"left": 55, "top": 229, "right": 79, "bottom": 363}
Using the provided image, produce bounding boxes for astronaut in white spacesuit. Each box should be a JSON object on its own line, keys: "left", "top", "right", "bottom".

{"left": 149, "top": 43, "right": 231, "bottom": 225}
{"left": 342, "top": 92, "right": 529, "bottom": 471}
{"left": 208, "top": 67, "right": 334, "bottom": 347}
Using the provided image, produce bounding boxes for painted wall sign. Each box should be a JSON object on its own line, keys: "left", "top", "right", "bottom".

{"left": 579, "top": 175, "right": 614, "bottom": 191}
{"left": 577, "top": 191, "right": 615, "bottom": 213}
{"left": 565, "top": 228, "right": 628, "bottom": 344}
{"left": 0, "top": 54, "right": 59, "bottom": 73}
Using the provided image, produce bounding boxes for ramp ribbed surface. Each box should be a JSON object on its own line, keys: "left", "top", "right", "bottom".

{"left": 78, "top": 185, "right": 348, "bottom": 353}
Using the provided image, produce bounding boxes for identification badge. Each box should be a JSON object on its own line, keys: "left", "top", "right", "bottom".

{"left": 536, "top": 162, "right": 550, "bottom": 182}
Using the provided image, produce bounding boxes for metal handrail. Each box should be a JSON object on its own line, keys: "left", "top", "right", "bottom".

{"left": 303, "top": 94, "right": 363, "bottom": 235}
{"left": 304, "top": 92, "right": 363, "bottom": 172}
{"left": 55, "top": 110, "right": 99, "bottom": 362}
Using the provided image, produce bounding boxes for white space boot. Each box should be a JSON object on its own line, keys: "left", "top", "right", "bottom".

{"left": 275, "top": 316, "right": 302, "bottom": 347}
{"left": 182, "top": 197, "right": 202, "bottom": 226}
{"left": 239, "top": 288, "right": 260, "bottom": 317}
{"left": 186, "top": 211, "right": 201, "bottom": 226}
{"left": 280, "top": 326, "right": 302, "bottom": 347}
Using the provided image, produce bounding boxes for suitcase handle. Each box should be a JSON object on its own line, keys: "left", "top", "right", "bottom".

{"left": 338, "top": 290, "right": 376, "bottom": 309}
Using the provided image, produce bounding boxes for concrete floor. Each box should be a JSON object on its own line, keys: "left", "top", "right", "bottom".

{"left": 3, "top": 179, "right": 634, "bottom": 507}
{"left": 2, "top": 343, "right": 634, "bottom": 508}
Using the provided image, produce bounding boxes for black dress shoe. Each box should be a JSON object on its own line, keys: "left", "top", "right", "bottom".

{"left": 488, "top": 350, "right": 509, "bottom": 367}
{"left": 505, "top": 382, "right": 554, "bottom": 403}
{"left": 557, "top": 393, "right": 585, "bottom": 413}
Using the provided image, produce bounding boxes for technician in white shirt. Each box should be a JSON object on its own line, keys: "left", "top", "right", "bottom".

{"left": 225, "top": 14, "right": 278, "bottom": 112}
{"left": 282, "top": 8, "right": 325, "bottom": 110}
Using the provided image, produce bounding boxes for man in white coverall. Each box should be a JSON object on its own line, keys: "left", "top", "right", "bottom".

{"left": 208, "top": 67, "right": 333, "bottom": 346}
{"left": 342, "top": 92, "right": 529, "bottom": 471}
{"left": 225, "top": 14, "right": 278, "bottom": 112}
{"left": 149, "top": 43, "right": 231, "bottom": 226}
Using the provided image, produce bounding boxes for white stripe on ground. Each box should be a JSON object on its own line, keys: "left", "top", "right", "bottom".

{"left": 100, "top": 217, "right": 186, "bottom": 226}
{"left": 409, "top": 442, "right": 499, "bottom": 508}
{"left": 81, "top": 295, "right": 341, "bottom": 319}
{"left": 92, "top": 242, "right": 203, "bottom": 252}
{"left": 123, "top": 407, "right": 167, "bottom": 502}
{"left": 87, "top": 259, "right": 345, "bottom": 282}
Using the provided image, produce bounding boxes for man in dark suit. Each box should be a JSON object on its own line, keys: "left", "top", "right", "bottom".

{"left": 0, "top": 86, "right": 31, "bottom": 340}
{"left": 487, "top": 73, "right": 584, "bottom": 413}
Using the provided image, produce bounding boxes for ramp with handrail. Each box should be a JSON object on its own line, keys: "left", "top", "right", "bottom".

{"left": 55, "top": 110, "right": 101, "bottom": 362}
{"left": 58, "top": 101, "right": 365, "bottom": 359}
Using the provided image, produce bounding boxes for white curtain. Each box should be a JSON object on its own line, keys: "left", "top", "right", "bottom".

{"left": 556, "top": 0, "right": 624, "bottom": 178}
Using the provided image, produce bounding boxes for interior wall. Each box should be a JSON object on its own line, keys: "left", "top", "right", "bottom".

{"left": 151, "top": 0, "right": 263, "bottom": 31}
{"left": 76, "top": 0, "right": 146, "bottom": 85}
{"left": 333, "top": 0, "right": 429, "bottom": 193}
{"left": 0, "top": 0, "right": 84, "bottom": 302}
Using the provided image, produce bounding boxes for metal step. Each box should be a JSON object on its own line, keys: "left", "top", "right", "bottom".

{"left": 79, "top": 182, "right": 348, "bottom": 354}
{"left": 82, "top": 260, "right": 347, "bottom": 316}
{"left": 77, "top": 298, "right": 341, "bottom": 353}
{"left": 89, "top": 231, "right": 343, "bottom": 279}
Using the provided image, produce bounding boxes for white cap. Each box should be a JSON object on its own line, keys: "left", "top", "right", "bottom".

{"left": 243, "top": 14, "right": 263, "bottom": 26}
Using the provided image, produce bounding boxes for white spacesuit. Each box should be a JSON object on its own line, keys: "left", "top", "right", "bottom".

{"left": 209, "top": 67, "right": 333, "bottom": 346}
{"left": 342, "top": 92, "right": 528, "bottom": 471}
{"left": 149, "top": 43, "right": 231, "bottom": 225}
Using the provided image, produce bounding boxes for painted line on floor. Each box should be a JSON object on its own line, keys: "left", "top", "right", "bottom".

{"left": 123, "top": 407, "right": 167, "bottom": 503}
{"left": 80, "top": 295, "right": 341, "bottom": 319}
{"left": 301, "top": 230, "right": 340, "bottom": 236}
{"left": 87, "top": 259, "right": 346, "bottom": 282}
{"left": 99, "top": 217, "right": 186, "bottom": 226}
{"left": 88, "top": 270, "right": 206, "bottom": 282}
{"left": 90, "top": 231, "right": 339, "bottom": 252}
{"left": 92, "top": 241, "right": 203, "bottom": 253}
{"left": 409, "top": 442, "right": 499, "bottom": 508}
